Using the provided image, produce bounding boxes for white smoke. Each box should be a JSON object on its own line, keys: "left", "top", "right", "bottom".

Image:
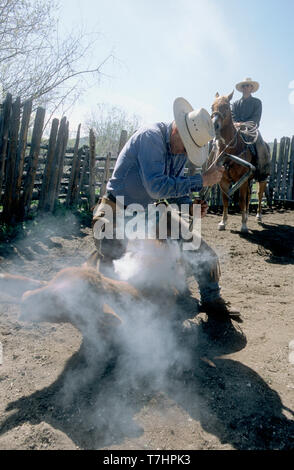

{"left": 113, "top": 239, "right": 187, "bottom": 292}
{"left": 53, "top": 239, "right": 197, "bottom": 418}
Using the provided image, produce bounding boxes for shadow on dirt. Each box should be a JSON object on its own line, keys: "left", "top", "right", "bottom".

{"left": 0, "top": 211, "right": 89, "bottom": 264}
{"left": 0, "top": 343, "right": 146, "bottom": 449}
{"left": 231, "top": 222, "right": 294, "bottom": 264}
{"left": 167, "top": 356, "right": 294, "bottom": 450}
{"left": 1, "top": 320, "right": 293, "bottom": 450}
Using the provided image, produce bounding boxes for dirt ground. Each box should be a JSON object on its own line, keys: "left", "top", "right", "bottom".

{"left": 0, "top": 208, "right": 293, "bottom": 450}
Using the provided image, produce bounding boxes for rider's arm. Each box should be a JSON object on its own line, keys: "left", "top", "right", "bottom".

{"left": 251, "top": 99, "right": 262, "bottom": 127}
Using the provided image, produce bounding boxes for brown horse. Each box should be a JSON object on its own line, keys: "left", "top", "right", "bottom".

{"left": 211, "top": 91, "right": 268, "bottom": 233}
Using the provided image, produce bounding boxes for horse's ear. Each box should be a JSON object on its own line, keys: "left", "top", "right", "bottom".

{"left": 227, "top": 90, "right": 234, "bottom": 101}
{"left": 215, "top": 92, "right": 220, "bottom": 98}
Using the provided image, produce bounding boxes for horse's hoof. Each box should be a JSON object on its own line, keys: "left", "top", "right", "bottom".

{"left": 218, "top": 223, "right": 226, "bottom": 231}
{"left": 241, "top": 226, "right": 248, "bottom": 233}
{"left": 256, "top": 214, "right": 262, "bottom": 223}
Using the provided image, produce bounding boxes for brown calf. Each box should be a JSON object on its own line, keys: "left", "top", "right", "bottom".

{"left": 0, "top": 266, "right": 142, "bottom": 339}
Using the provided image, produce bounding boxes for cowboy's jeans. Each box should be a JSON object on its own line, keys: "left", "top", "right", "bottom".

{"left": 92, "top": 197, "right": 221, "bottom": 303}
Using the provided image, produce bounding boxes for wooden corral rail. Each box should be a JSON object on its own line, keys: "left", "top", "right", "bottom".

{"left": 268, "top": 136, "right": 294, "bottom": 204}
{"left": 0, "top": 93, "right": 128, "bottom": 224}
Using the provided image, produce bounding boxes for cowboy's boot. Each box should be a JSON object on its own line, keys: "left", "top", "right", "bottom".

{"left": 199, "top": 297, "right": 242, "bottom": 323}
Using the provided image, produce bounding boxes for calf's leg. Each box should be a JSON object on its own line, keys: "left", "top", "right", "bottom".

{"left": 0, "top": 273, "right": 46, "bottom": 298}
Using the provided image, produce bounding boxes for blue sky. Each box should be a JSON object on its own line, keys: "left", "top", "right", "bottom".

{"left": 59, "top": 0, "right": 294, "bottom": 141}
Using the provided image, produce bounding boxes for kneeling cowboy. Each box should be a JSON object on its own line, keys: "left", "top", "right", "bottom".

{"left": 91, "top": 97, "right": 240, "bottom": 321}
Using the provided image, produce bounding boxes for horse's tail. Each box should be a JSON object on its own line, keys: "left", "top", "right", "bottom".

{"left": 0, "top": 273, "right": 47, "bottom": 299}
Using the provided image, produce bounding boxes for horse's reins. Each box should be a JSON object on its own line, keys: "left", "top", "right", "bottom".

{"left": 199, "top": 128, "right": 256, "bottom": 201}
{"left": 238, "top": 121, "right": 259, "bottom": 145}
{"left": 210, "top": 131, "right": 238, "bottom": 163}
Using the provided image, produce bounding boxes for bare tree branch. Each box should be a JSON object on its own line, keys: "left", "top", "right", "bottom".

{"left": 0, "top": 0, "right": 113, "bottom": 114}
{"left": 85, "top": 103, "right": 142, "bottom": 157}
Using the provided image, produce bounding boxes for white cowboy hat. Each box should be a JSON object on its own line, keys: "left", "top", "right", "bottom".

{"left": 173, "top": 97, "right": 214, "bottom": 166}
{"left": 235, "top": 77, "right": 259, "bottom": 93}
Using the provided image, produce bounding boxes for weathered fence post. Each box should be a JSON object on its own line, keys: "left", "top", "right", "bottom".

{"left": 73, "top": 147, "right": 84, "bottom": 205}
{"left": 0, "top": 93, "right": 12, "bottom": 198}
{"left": 19, "top": 106, "right": 46, "bottom": 218}
{"left": 287, "top": 136, "right": 294, "bottom": 201}
{"left": 88, "top": 129, "right": 96, "bottom": 208}
{"left": 2, "top": 97, "right": 21, "bottom": 223}
{"left": 46, "top": 116, "right": 67, "bottom": 212}
{"left": 66, "top": 124, "right": 81, "bottom": 208}
{"left": 14, "top": 100, "right": 32, "bottom": 208}
{"left": 55, "top": 120, "right": 69, "bottom": 206}
{"left": 268, "top": 139, "right": 277, "bottom": 205}
{"left": 274, "top": 137, "right": 285, "bottom": 201}
{"left": 77, "top": 148, "right": 88, "bottom": 205}
{"left": 39, "top": 118, "right": 59, "bottom": 211}
{"left": 281, "top": 137, "right": 290, "bottom": 200}
{"left": 100, "top": 151, "right": 111, "bottom": 198}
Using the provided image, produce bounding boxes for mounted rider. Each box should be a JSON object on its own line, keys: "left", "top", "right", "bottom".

{"left": 231, "top": 77, "right": 270, "bottom": 182}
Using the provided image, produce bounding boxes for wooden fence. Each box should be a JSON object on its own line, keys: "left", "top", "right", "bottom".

{"left": 267, "top": 136, "right": 294, "bottom": 204}
{"left": 0, "top": 93, "right": 127, "bottom": 225}
{"left": 0, "top": 92, "right": 293, "bottom": 225}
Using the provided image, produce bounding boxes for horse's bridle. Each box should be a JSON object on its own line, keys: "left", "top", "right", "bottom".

{"left": 211, "top": 117, "right": 239, "bottom": 150}
{"left": 211, "top": 109, "right": 238, "bottom": 147}
{"left": 211, "top": 110, "right": 225, "bottom": 121}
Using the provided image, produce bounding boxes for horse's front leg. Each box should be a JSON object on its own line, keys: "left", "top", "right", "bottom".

{"left": 256, "top": 181, "right": 267, "bottom": 223}
{"left": 218, "top": 180, "right": 230, "bottom": 230}
{"left": 239, "top": 182, "right": 249, "bottom": 233}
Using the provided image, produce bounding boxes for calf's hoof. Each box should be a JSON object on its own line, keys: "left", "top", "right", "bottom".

{"left": 218, "top": 223, "right": 226, "bottom": 231}
{"left": 256, "top": 214, "right": 262, "bottom": 223}
{"left": 241, "top": 226, "right": 248, "bottom": 234}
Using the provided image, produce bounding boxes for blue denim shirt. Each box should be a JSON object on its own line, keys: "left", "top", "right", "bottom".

{"left": 107, "top": 122, "right": 203, "bottom": 207}
{"left": 231, "top": 96, "right": 262, "bottom": 127}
